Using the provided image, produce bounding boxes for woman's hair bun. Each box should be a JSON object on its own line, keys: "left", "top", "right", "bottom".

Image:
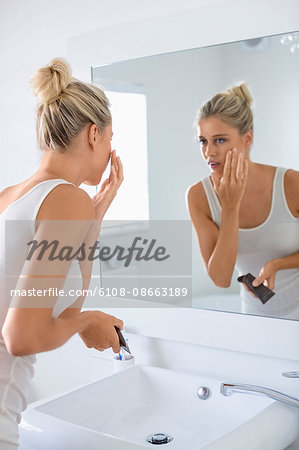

{"left": 30, "top": 57, "right": 72, "bottom": 105}
{"left": 228, "top": 82, "right": 253, "bottom": 107}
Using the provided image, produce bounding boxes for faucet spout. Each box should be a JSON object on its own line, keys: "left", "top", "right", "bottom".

{"left": 220, "top": 383, "right": 299, "bottom": 409}
{"left": 282, "top": 371, "right": 299, "bottom": 378}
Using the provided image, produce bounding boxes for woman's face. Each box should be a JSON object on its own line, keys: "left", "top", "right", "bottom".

{"left": 198, "top": 116, "right": 252, "bottom": 175}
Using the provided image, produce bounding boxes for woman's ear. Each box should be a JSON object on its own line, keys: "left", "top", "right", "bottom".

{"left": 88, "top": 123, "right": 99, "bottom": 149}
{"left": 244, "top": 129, "right": 253, "bottom": 149}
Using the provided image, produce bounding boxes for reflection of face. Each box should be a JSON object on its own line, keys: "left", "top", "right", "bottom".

{"left": 198, "top": 116, "right": 251, "bottom": 175}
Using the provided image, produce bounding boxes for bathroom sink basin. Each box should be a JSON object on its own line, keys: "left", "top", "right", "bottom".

{"left": 20, "top": 365, "right": 298, "bottom": 449}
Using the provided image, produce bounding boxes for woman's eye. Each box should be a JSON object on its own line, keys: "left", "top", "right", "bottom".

{"left": 215, "top": 138, "right": 225, "bottom": 144}
{"left": 199, "top": 138, "right": 206, "bottom": 145}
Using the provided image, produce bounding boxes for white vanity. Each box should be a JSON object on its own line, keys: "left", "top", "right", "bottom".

{"left": 20, "top": 362, "right": 298, "bottom": 449}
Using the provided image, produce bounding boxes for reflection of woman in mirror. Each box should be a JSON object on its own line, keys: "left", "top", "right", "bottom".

{"left": 187, "top": 83, "right": 299, "bottom": 319}
{"left": 0, "top": 58, "right": 124, "bottom": 448}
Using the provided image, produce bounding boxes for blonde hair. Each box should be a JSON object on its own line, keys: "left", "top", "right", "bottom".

{"left": 30, "top": 58, "right": 111, "bottom": 152}
{"left": 198, "top": 82, "right": 254, "bottom": 135}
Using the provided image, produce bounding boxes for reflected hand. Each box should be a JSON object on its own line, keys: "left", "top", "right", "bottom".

{"left": 252, "top": 260, "right": 278, "bottom": 291}
{"left": 79, "top": 311, "right": 123, "bottom": 353}
{"left": 92, "top": 150, "right": 124, "bottom": 220}
{"left": 211, "top": 148, "right": 248, "bottom": 209}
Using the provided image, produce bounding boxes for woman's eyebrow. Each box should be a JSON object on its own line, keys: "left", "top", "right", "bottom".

{"left": 198, "top": 133, "right": 230, "bottom": 139}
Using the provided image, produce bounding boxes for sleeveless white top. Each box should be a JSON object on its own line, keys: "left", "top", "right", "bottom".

{"left": 0, "top": 179, "right": 82, "bottom": 448}
{"left": 201, "top": 167, "right": 299, "bottom": 319}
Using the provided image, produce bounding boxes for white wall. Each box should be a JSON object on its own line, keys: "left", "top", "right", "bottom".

{"left": 1, "top": 0, "right": 222, "bottom": 190}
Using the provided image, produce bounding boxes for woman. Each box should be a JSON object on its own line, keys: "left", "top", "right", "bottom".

{"left": 187, "top": 82, "right": 299, "bottom": 319}
{"left": 0, "top": 58, "right": 124, "bottom": 448}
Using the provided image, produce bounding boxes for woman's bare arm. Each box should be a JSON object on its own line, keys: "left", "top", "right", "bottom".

{"left": 2, "top": 185, "right": 122, "bottom": 356}
{"left": 187, "top": 184, "right": 239, "bottom": 287}
{"left": 187, "top": 149, "right": 248, "bottom": 287}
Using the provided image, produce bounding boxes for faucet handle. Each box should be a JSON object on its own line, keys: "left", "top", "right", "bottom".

{"left": 282, "top": 371, "right": 299, "bottom": 378}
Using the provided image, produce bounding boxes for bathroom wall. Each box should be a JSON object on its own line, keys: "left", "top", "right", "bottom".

{"left": 0, "top": 0, "right": 216, "bottom": 190}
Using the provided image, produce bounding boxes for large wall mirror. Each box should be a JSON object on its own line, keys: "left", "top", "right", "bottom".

{"left": 91, "top": 30, "right": 299, "bottom": 321}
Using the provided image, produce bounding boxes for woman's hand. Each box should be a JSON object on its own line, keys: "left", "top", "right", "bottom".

{"left": 242, "top": 260, "right": 278, "bottom": 298}
{"left": 211, "top": 148, "right": 248, "bottom": 210}
{"left": 252, "top": 260, "right": 278, "bottom": 291}
{"left": 78, "top": 311, "right": 124, "bottom": 353}
{"left": 92, "top": 150, "right": 124, "bottom": 220}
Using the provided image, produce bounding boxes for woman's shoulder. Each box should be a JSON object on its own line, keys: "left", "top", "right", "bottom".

{"left": 0, "top": 184, "right": 22, "bottom": 214}
{"left": 0, "top": 183, "right": 20, "bottom": 199}
{"left": 284, "top": 169, "right": 299, "bottom": 216}
{"left": 36, "top": 183, "right": 95, "bottom": 221}
{"left": 187, "top": 179, "right": 205, "bottom": 200}
{"left": 284, "top": 167, "right": 299, "bottom": 183}
{"left": 186, "top": 178, "right": 211, "bottom": 216}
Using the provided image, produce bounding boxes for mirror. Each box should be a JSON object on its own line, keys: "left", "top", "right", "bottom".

{"left": 91, "top": 31, "right": 299, "bottom": 320}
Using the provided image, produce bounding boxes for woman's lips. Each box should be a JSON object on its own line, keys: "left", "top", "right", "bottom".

{"left": 208, "top": 161, "right": 220, "bottom": 170}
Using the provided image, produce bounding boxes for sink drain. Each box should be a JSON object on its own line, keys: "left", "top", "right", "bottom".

{"left": 146, "top": 433, "right": 173, "bottom": 445}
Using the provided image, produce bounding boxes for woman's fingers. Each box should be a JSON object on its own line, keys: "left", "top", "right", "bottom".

{"left": 230, "top": 148, "right": 238, "bottom": 183}
{"left": 110, "top": 150, "right": 123, "bottom": 187}
{"left": 268, "top": 279, "right": 275, "bottom": 291}
{"left": 114, "top": 317, "right": 124, "bottom": 330}
{"left": 236, "top": 152, "right": 244, "bottom": 181}
{"left": 222, "top": 150, "right": 232, "bottom": 182}
{"left": 99, "top": 178, "right": 109, "bottom": 193}
{"left": 116, "top": 156, "right": 124, "bottom": 185}
{"left": 109, "top": 165, "right": 117, "bottom": 184}
{"left": 112, "top": 339, "right": 121, "bottom": 354}
{"left": 111, "top": 149, "right": 116, "bottom": 164}
{"left": 230, "top": 148, "right": 246, "bottom": 183}
{"left": 214, "top": 148, "right": 248, "bottom": 210}
{"left": 252, "top": 274, "right": 264, "bottom": 287}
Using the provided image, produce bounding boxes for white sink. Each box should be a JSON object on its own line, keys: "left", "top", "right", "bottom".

{"left": 20, "top": 365, "right": 299, "bottom": 449}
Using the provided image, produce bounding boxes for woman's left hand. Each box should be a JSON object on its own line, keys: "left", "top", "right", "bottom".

{"left": 252, "top": 260, "right": 278, "bottom": 291}
{"left": 92, "top": 150, "right": 124, "bottom": 220}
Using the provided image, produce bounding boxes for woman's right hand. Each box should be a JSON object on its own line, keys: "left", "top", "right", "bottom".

{"left": 78, "top": 311, "right": 124, "bottom": 353}
{"left": 92, "top": 150, "right": 124, "bottom": 221}
{"left": 211, "top": 148, "right": 248, "bottom": 209}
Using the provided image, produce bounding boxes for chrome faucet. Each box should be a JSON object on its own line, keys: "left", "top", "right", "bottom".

{"left": 282, "top": 371, "right": 299, "bottom": 378}
{"left": 220, "top": 383, "right": 299, "bottom": 409}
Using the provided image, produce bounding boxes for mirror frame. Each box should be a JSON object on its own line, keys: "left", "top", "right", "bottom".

{"left": 67, "top": 0, "right": 299, "bottom": 361}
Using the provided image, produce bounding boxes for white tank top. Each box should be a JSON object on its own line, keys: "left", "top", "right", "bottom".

{"left": 0, "top": 179, "right": 82, "bottom": 447}
{"left": 201, "top": 167, "right": 299, "bottom": 318}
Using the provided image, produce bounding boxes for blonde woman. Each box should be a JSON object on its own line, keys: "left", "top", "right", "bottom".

{"left": 0, "top": 58, "right": 124, "bottom": 448}
{"left": 187, "top": 83, "right": 299, "bottom": 319}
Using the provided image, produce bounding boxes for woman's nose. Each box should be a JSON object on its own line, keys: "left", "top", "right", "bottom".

{"left": 205, "top": 144, "right": 216, "bottom": 158}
